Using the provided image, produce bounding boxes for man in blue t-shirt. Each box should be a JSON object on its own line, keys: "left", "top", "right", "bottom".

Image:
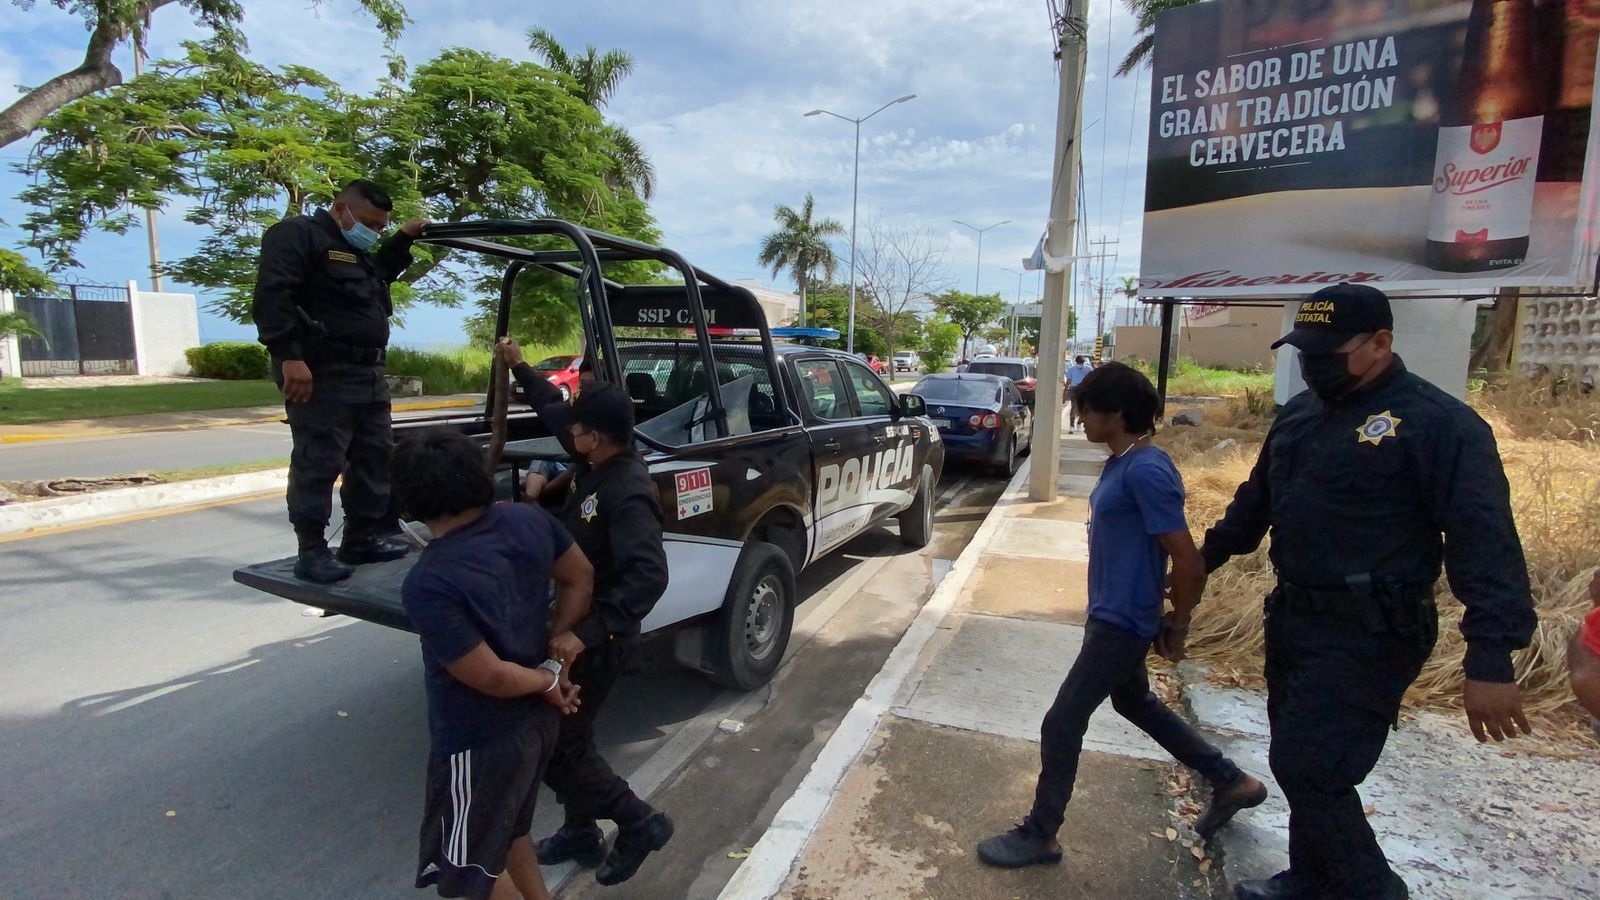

{"left": 393, "top": 428, "right": 595, "bottom": 900}
{"left": 1065, "top": 355, "right": 1094, "bottom": 433}
{"left": 978, "top": 362, "right": 1267, "bottom": 870}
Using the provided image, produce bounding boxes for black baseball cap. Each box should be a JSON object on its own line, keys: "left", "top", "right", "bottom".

{"left": 539, "top": 380, "right": 635, "bottom": 445}
{"left": 1271, "top": 283, "right": 1394, "bottom": 355}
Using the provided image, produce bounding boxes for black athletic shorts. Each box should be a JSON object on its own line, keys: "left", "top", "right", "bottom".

{"left": 415, "top": 708, "right": 559, "bottom": 899}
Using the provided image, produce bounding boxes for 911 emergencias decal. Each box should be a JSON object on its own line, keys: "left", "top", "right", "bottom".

{"left": 675, "top": 467, "right": 714, "bottom": 520}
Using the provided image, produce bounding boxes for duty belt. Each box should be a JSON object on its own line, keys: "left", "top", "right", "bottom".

{"left": 308, "top": 339, "right": 387, "bottom": 366}
{"left": 1272, "top": 577, "right": 1435, "bottom": 634}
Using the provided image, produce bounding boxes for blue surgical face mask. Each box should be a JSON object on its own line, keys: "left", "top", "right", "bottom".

{"left": 336, "top": 205, "right": 382, "bottom": 251}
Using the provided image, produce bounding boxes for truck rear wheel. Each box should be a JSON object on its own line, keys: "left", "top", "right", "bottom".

{"left": 708, "top": 541, "right": 796, "bottom": 690}
{"left": 898, "top": 465, "right": 934, "bottom": 548}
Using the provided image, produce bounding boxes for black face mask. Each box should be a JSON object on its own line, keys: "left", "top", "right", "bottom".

{"left": 1298, "top": 351, "right": 1360, "bottom": 403}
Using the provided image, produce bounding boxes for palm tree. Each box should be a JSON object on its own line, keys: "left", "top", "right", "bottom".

{"left": 758, "top": 194, "right": 846, "bottom": 326}
{"left": 527, "top": 27, "right": 655, "bottom": 199}
{"left": 1117, "top": 0, "right": 1208, "bottom": 77}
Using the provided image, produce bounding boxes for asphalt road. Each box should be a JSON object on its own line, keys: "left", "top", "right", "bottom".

{"left": 0, "top": 466, "right": 1007, "bottom": 899}
{"left": 0, "top": 423, "right": 295, "bottom": 481}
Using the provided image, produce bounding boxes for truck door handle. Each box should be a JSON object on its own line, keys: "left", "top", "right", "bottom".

{"left": 822, "top": 440, "right": 842, "bottom": 451}
{"left": 872, "top": 435, "right": 886, "bottom": 444}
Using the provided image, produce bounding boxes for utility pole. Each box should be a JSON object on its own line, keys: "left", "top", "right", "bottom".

{"left": 132, "top": 33, "right": 163, "bottom": 292}
{"left": 1088, "top": 236, "right": 1117, "bottom": 344}
{"left": 1030, "top": 0, "right": 1088, "bottom": 503}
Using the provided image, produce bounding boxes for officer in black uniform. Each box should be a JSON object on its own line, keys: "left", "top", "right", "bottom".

{"left": 526, "top": 379, "right": 675, "bottom": 887}
{"left": 1200, "top": 284, "right": 1538, "bottom": 900}
{"left": 252, "top": 179, "right": 427, "bottom": 583}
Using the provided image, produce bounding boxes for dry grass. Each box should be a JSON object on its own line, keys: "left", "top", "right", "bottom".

{"left": 1159, "top": 379, "right": 1600, "bottom": 749}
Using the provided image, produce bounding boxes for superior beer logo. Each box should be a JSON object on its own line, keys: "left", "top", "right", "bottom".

{"left": 1470, "top": 123, "right": 1502, "bottom": 154}
{"left": 1433, "top": 154, "right": 1535, "bottom": 197}
{"left": 816, "top": 443, "right": 915, "bottom": 515}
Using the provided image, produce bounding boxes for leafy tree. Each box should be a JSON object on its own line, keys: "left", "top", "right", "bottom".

{"left": 758, "top": 193, "right": 845, "bottom": 327}
{"left": 1118, "top": 0, "right": 1207, "bottom": 77}
{"left": 920, "top": 318, "right": 960, "bottom": 373}
{"left": 1, "top": 0, "right": 408, "bottom": 150}
{"left": 0, "top": 247, "right": 56, "bottom": 296}
{"left": 931, "top": 289, "right": 1005, "bottom": 361}
{"left": 852, "top": 216, "right": 950, "bottom": 365}
{"left": 14, "top": 42, "right": 660, "bottom": 343}
{"left": 526, "top": 27, "right": 655, "bottom": 200}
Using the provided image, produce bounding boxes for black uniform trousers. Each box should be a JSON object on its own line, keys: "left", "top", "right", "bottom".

{"left": 542, "top": 636, "right": 652, "bottom": 831}
{"left": 1263, "top": 588, "right": 1437, "bottom": 897}
{"left": 283, "top": 364, "right": 393, "bottom": 545}
{"left": 1026, "top": 617, "right": 1242, "bottom": 839}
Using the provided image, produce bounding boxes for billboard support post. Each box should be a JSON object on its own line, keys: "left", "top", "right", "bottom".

{"left": 1156, "top": 300, "right": 1176, "bottom": 420}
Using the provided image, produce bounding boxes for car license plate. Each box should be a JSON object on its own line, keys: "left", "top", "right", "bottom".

{"left": 938, "top": 418, "right": 959, "bottom": 430}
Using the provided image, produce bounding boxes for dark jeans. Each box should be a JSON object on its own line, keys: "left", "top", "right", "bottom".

{"left": 1264, "top": 590, "right": 1436, "bottom": 897}
{"left": 284, "top": 391, "right": 393, "bottom": 544}
{"left": 543, "top": 637, "right": 652, "bottom": 831}
{"left": 1026, "top": 617, "right": 1240, "bottom": 838}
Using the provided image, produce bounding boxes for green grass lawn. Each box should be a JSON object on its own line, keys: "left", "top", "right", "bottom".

{"left": 1125, "top": 359, "right": 1274, "bottom": 397}
{"left": 0, "top": 379, "right": 285, "bottom": 425}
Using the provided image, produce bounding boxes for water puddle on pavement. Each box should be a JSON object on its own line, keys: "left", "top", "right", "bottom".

{"left": 931, "top": 558, "right": 954, "bottom": 587}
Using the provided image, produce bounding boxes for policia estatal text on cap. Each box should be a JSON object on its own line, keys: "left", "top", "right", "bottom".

{"left": 252, "top": 179, "right": 428, "bottom": 584}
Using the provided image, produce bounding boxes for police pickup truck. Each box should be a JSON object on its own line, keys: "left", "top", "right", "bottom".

{"left": 234, "top": 220, "right": 944, "bottom": 690}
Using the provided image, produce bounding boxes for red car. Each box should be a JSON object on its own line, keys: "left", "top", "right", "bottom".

{"left": 863, "top": 354, "right": 889, "bottom": 376}
{"left": 531, "top": 354, "right": 584, "bottom": 401}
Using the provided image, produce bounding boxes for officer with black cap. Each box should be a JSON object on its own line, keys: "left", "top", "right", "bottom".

{"left": 529, "top": 380, "right": 675, "bottom": 886}
{"left": 1199, "top": 283, "right": 1537, "bottom": 900}
{"left": 253, "top": 179, "right": 427, "bottom": 583}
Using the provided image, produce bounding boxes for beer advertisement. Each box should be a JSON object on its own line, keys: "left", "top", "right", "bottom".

{"left": 1138, "top": 0, "right": 1600, "bottom": 297}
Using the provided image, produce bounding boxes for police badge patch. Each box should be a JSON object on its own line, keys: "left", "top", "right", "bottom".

{"left": 580, "top": 493, "right": 599, "bottom": 522}
{"left": 1356, "top": 411, "right": 1402, "bottom": 445}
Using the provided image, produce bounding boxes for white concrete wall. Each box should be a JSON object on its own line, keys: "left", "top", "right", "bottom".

{"left": 0, "top": 289, "right": 19, "bottom": 380}
{"left": 128, "top": 282, "right": 200, "bottom": 376}
{"left": 1275, "top": 298, "right": 1478, "bottom": 405}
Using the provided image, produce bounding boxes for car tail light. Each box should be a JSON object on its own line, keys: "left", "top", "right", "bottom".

{"left": 1019, "top": 378, "right": 1036, "bottom": 388}
{"left": 969, "top": 413, "right": 1000, "bottom": 429}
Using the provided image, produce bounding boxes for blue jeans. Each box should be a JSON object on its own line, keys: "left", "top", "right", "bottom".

{"left": 1025, "top": 617, "right": 1240, "bottom": 838}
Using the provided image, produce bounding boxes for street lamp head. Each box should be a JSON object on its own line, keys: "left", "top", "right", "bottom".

{"left": 804, "top": 109, "right": 824, "bottom": 117}
{"left": 895, "top": 94, "right": 917, "bottom": 104}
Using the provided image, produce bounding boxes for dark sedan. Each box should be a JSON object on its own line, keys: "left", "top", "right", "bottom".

{"left": 911, "top": 372, "right": 1033, "bottom": 478}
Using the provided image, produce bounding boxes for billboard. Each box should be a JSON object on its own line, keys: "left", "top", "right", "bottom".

{"left": 1138, "top": 0, "right": 1600, "bottom": 298}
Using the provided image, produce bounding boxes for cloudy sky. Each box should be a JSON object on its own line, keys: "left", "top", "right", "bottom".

{"left": 0, "top": 0, "right": 1153, "bottom": 346}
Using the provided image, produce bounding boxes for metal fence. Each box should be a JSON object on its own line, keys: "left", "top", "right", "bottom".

{"left": 17, "top": 283, "right": 137, "bottom": 376}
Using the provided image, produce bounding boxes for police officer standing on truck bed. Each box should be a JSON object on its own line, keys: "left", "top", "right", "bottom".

{"left": 252, "top": 179, "right": 427, "bottom": 584}
{"left": 1199, "top": 284, "right": 1537, "bottom": 900}
{"left": 496, "top": 337, "right": 675, "bottom": 886}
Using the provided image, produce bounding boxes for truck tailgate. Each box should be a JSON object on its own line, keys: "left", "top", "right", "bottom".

{"left": 232, "top": 556, "right": 418, "bottom": 632}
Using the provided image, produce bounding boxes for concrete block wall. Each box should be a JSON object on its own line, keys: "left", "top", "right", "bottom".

{"left": 127, "top": 281, "right": 201, "bottom": 376}
{"left": 0, "top": 289, "right": 19, "bottom": 379}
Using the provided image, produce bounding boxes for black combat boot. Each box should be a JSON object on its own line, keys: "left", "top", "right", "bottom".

{"left": 337, "top": 519, "right": 410, "bottom": 565}
{"left": 294, "top": 527, "right": 353, "bottom": 584}
{"left": 534, "top": 822, "right": 607, "bottom": 868}
{"left": 595, "top": 811, "right": 674, "bottom": 886}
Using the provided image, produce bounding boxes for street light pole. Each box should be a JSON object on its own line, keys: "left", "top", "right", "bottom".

{"left": 953, "top": 219, "right": 1012, "bottom": 295}
{"left": 806, "top": 94, "right": 918, "bottom": 355}
{"left": 1001, "top": 267, "right": 1026, "bottom": 354}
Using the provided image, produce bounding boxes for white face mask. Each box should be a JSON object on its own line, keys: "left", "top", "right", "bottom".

{"left": 336, "top": 205, "right": 382, "bottom": 251}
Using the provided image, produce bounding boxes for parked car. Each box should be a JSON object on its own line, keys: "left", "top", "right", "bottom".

{"left": 530, "top": 353, "right": 584, "bottom": 401}
{"left": 963, "top": 356, "right": 1039, "bottom": 405}
{"left": 911, "top": 372, "right": 1032, "bottom": 478}
{"left": 862, "top": 354, "right": 889, "bottom": 376}
{"left": 893, "top": 351, "right": 920, "bottom": 373}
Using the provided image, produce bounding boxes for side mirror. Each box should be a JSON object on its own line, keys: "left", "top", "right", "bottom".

{"left": 899, "top": 393, "right": 926, "bottom": 419}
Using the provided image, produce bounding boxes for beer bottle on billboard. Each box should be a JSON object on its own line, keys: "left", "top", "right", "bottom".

{"left": 1425, "top": 0, "right": 1547, "bottom": 273}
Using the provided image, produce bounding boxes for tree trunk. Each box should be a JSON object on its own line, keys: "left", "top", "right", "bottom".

{"left": 1468, "top": 287, "right": 1520, "bottom": 376}
{"left": 798, "top": 280, "right": 807, "bottom": 328}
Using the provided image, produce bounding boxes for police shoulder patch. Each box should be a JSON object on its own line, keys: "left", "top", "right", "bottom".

{"left": 1356, "top": 410, "right": 1402, "bottom": 445}
{"left": 328, "top": 250, "right": 359, "bottom": 264}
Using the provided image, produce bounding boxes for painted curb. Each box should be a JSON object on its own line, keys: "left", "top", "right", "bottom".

{"left": 0, "top": 399, "right": 479, "bottom": 445}
{"left": 0, "top": 469, "right": 288, "bottom": 537}
{"left": 716, "top": 455, "right": 1036, "bottom": 900}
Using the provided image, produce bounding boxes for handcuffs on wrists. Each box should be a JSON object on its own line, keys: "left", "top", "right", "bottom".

{"left": 537, "top": 658, "right": 563, "bottom": 693}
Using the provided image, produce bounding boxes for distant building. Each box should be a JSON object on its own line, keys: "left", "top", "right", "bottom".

{"left": 733, "top": 280, "right": 800, "bottom": 330}
{"left": 1112, "top": 301, "right": 1285, "bottom": 369}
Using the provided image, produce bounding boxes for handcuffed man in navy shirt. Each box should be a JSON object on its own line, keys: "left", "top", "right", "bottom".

{"left": 978, "top": 362, "right": 1266, "bottom": 869}
{"left": 392, "top": 428, "right": 594, "bottom": 900}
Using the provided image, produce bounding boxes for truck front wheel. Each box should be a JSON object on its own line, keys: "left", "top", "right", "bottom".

{"left": 708, "top": 541, "right": 796, "bottom": 690}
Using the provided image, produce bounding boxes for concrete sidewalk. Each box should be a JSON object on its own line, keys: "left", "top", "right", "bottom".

{"left": 0, "top": 394, "right": 483, "bottom": 443}
{"left": 722, "top": 420, "right": 1227, "bottom": 900}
